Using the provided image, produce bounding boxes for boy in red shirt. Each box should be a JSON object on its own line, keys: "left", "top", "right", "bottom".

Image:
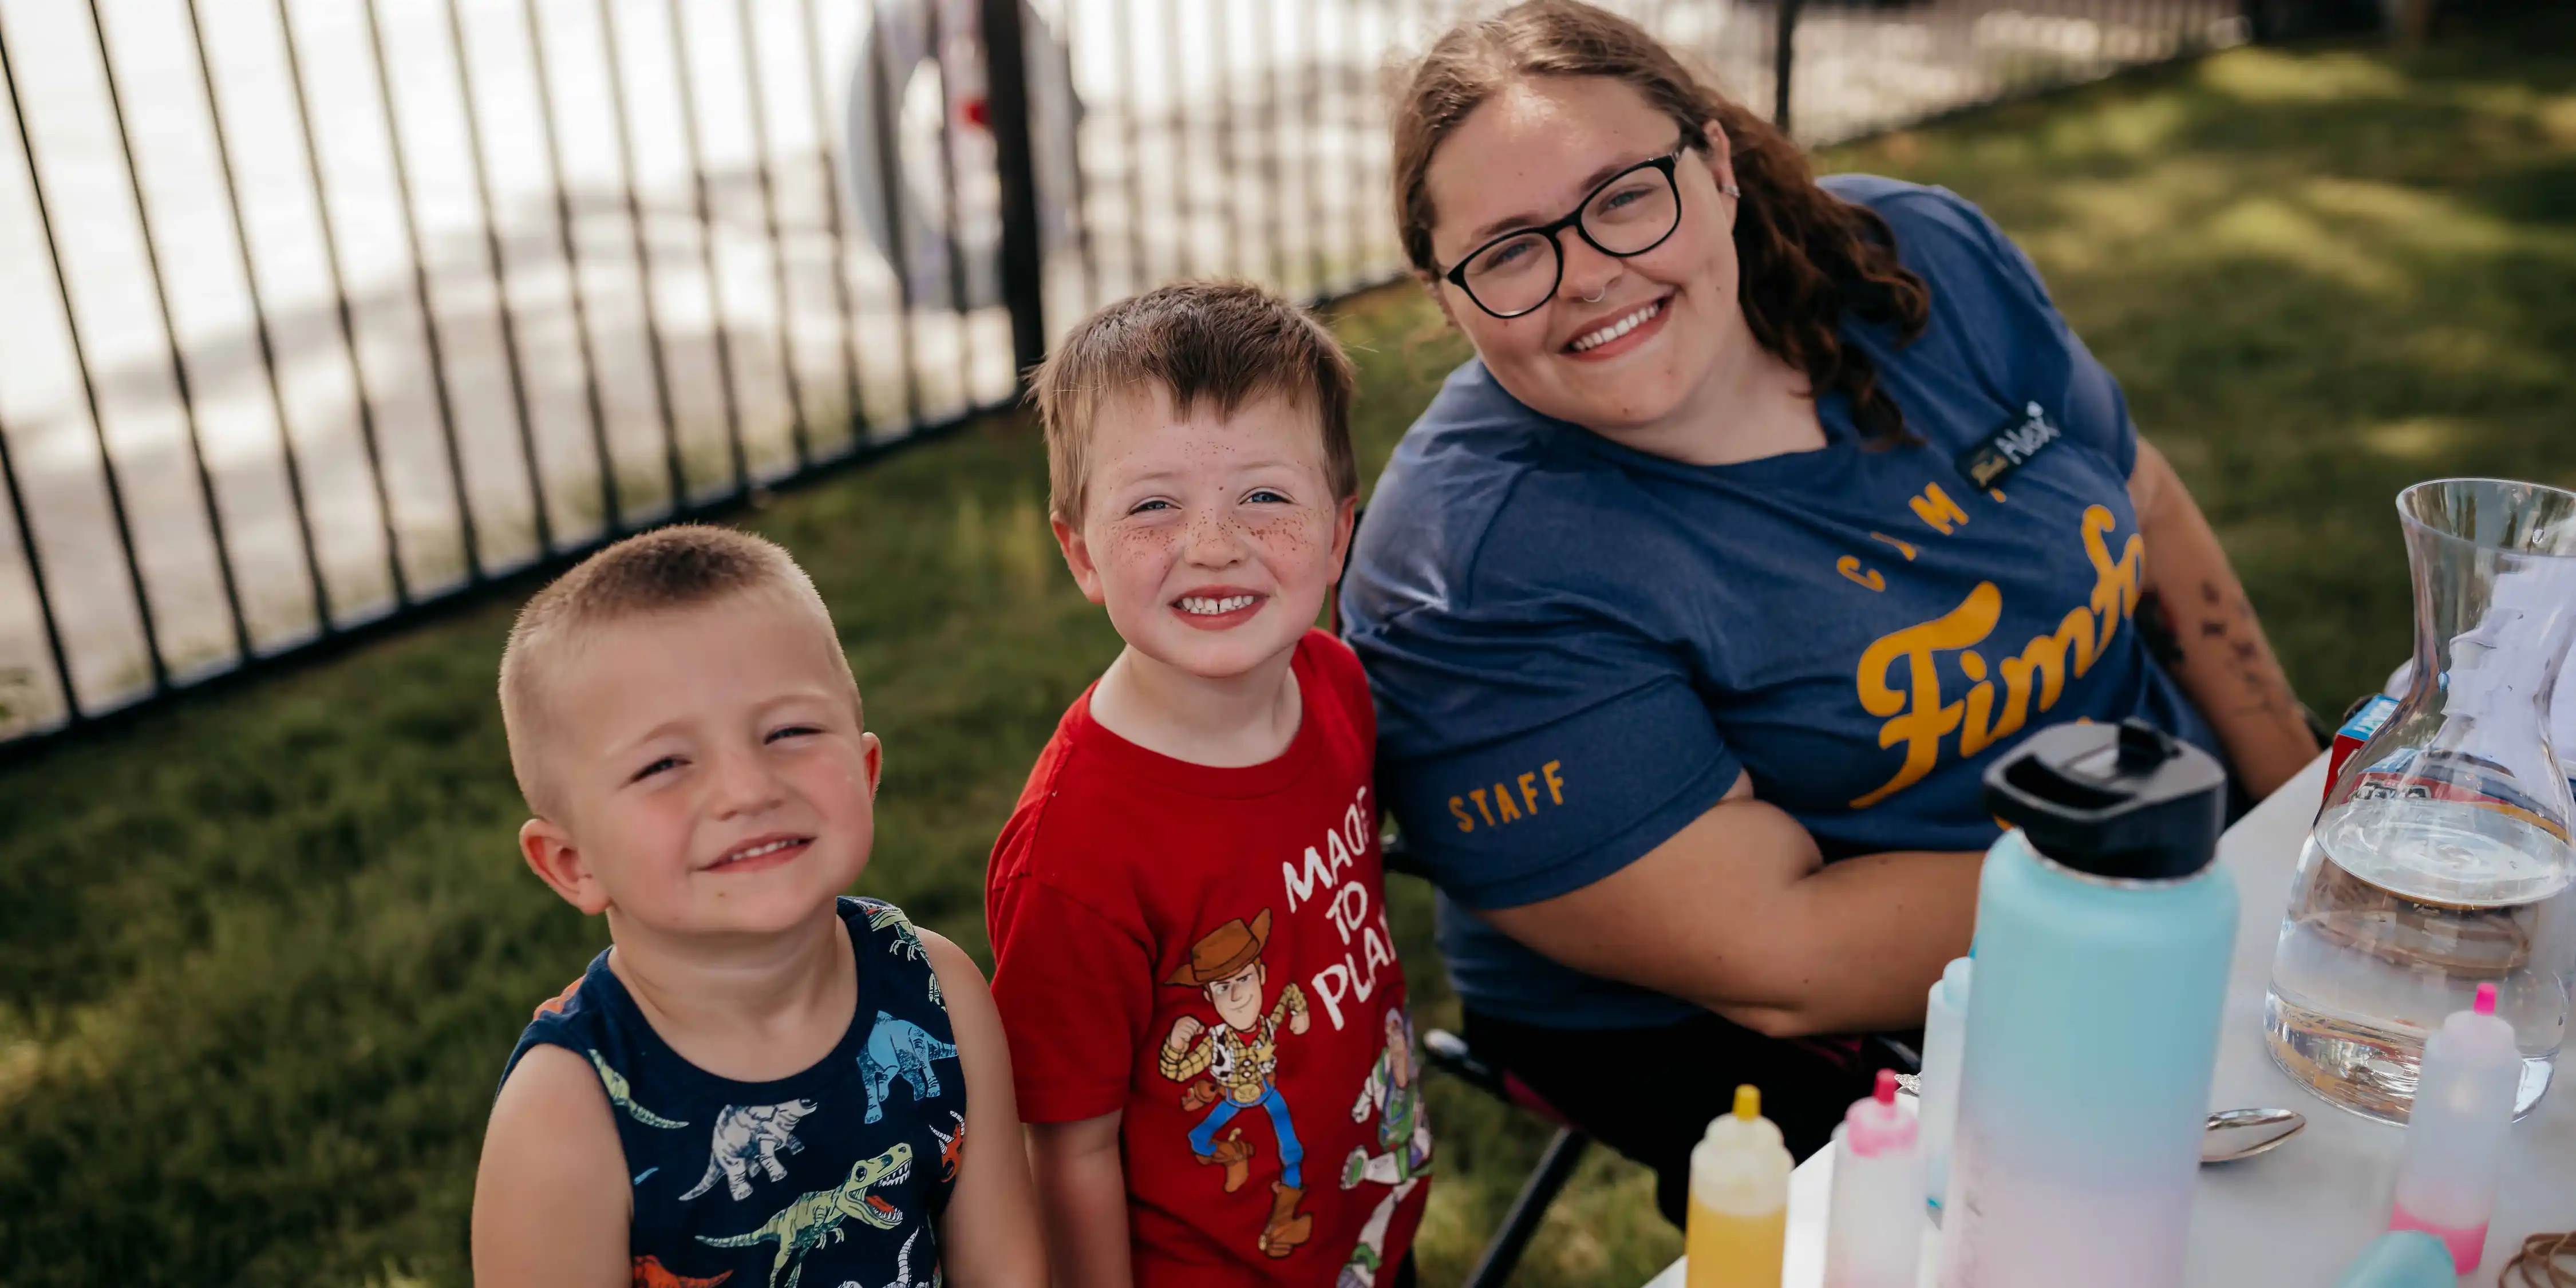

{"left": 987, "top": 282, "right": 1429, "bottom": 1287}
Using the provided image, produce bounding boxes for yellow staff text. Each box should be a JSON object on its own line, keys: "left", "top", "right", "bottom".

{"left": 1451, "top": 760, "right": 1567, "bottom": 833}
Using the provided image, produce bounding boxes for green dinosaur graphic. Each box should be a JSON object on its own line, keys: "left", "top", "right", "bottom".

{"left": 863, "top": 903, "right": 939, "bottom": 1006}
{"left": 696, "top": 1142, "right": 914, "bottom": 1288}
{"left": 866, "top": 904, "right": 926, "bottom": 962}
{"left": 588, "top": 1049, "right": 689, "bottom": 1129}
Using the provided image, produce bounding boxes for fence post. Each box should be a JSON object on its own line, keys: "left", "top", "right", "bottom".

{"left": 1773, "top": 0, "right": 1803, "bottom": 137}
{"left": 981, "top": 0, "right": 1048, "bottom": 384}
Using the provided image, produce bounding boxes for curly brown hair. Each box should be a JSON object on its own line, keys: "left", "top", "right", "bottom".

{"left": 1392, "top": 0, "right": 1931, "bottom": 445}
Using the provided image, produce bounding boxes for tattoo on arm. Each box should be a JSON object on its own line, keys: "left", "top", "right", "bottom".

{"left": 2190, "top": 579, "right": 2302, "bottom": 722}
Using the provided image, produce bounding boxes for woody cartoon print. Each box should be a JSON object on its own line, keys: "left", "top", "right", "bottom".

{"left": 984, "top": 637, "right": 1437, "bottom": 1281}
{"left": 1161, "top": 909, "right": 1318, "bottom": 1258}
{"left": 1156, "top": 904, "right": 1435, "bottom": 1274}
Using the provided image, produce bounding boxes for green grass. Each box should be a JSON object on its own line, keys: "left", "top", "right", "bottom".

{"left": 5, "top": 17, "right": 2575, "bottom": 1286}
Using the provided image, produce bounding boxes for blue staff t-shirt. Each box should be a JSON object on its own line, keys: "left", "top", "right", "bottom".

{"left": 1340, "top": 176, "right": 2219, "bottom": 1029}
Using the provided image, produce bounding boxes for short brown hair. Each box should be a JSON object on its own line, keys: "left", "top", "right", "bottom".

{"left": 1030, "top": 281, "right": 1358, "bottom": 524}
{"left": 1393, "top": 1, "right": 1929, "bottom": 446}
{"left": 497, "top": 524, "right": 852, "bottom": 814}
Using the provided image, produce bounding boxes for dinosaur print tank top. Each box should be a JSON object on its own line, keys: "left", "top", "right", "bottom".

{"left": 503, "top": 897, "right": 965, "bottom": 1288}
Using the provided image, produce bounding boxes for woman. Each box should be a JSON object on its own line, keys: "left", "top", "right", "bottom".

{"left": 1337, "top": 0, "right": 2320, "bottom": 1224}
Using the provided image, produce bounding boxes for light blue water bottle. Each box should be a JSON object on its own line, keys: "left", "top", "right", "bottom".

{"left": 1940, "top": 721, "right": 2237, "bottom": 1288}
{"left": 2332, "top": 1232, "right": 2457, "bottom": 1288}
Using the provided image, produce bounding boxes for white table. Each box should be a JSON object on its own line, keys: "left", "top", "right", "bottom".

{"left": 1649, "top": 754, "right": 2576, "bottom": 1287}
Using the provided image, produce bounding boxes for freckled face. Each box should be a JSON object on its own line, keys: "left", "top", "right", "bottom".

{"left": 1056, "top": 388, "right": 1354, "bottom": 683}
{"left": 1423, "top": 76, "right": 1744, "bottom": 440}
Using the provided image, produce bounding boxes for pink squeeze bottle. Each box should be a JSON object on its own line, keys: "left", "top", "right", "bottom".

{"left": 1824, "top": 1069, "right": 1924, "bottom": 1288}
{"left": 2388, "top": 982, "right": 2521, "bottom": 1273}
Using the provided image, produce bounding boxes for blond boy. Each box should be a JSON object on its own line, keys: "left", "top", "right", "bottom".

{"left": 472, "top": 526, "right": 1041, "bottom": 1288}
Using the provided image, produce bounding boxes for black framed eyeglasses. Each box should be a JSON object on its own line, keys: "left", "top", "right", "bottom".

{"left": 1437, "top": 141, "right": 1688, "bottom": 320}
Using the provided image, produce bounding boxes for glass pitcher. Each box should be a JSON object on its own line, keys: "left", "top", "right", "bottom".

{"left": 2266, "top": 479, "right": 2576, "bottom": 1123}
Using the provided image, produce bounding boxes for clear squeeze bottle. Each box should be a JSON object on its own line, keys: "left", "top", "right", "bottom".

{"left": 1941, "top": 721, "right": 2237, "bottom": 1288}
{"left": 1686, "top": 1085, "right": 1791, "bottom": 1288}
{"left": 1824, "top": 1069, "right": 1924, "bottom": 1288}
{"left": 2388, "top": 981, "right": 2522, "bottom": 1273}
{"left": 1919, "top": 955, "right": 1972, "bottom": 1218}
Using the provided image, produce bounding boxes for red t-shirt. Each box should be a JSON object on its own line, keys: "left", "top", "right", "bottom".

{"left": 988, "top": 631, "right": 1431, "bottom": 1287}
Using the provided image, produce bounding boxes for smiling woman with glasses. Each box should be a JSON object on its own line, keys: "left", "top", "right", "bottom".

{"left": 1339, "top": 0, "right": 2322, "bottom": 1228}
{"left": 1440, "top": 143, "right": 1693, "bottom": 319}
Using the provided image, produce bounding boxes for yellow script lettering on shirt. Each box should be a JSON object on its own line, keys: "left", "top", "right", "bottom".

{"left": 1449, "top": 760, "right": 1567, "bottom": 833}
{"left": 1849, "top": 505, "right": 2143, "bottom": 809}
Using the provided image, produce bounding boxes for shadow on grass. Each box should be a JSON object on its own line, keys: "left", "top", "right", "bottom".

{"left": 2, "top": 15, "right": 2574, "bottom": 1287}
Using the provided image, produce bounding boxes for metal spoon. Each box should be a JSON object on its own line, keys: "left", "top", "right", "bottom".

{"left": 1889, "top": 1075, "right": 2305, "bottom": 1164}
{"left": 2200, "top": 1106, "right": 2306, "bottom": 1164}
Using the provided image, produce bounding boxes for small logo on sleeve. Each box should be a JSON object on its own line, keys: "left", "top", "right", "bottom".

{"left": 1956, "top": 401, "right": 2061, "bottom": 491}
{"left": 1449, "top": 760, "right": 1565, "bottom": 833}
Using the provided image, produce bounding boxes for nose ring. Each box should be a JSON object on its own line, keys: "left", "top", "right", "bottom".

{"left": 1582, "top": 286, "right": 1606, "bottom": 303}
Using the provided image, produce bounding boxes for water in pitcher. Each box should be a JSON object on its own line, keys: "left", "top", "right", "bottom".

{"left": 2266, "top": 796, "right": 2573, "bottom": 1123}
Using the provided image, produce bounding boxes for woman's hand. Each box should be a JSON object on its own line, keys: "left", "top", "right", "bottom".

{"left": 2127, "top": 440, "right": 2320, "bottom": 799}
{"left": 1480, "top": 773, "right": 1981, "bottom": 1037}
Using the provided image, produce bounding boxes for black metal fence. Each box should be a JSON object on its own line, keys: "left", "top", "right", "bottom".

{"left": 0, "top": 0, "right": 2242, "bottom": 750}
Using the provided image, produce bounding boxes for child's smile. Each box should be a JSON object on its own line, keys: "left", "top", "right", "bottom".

{"left": 532, "top": 591, "right": 882, "bottom": 937}
{"left": 1172, "top": 584, "right": 1267, "bottom": 630}
{"left": 1056, "top": 387, "right": 1352, "bottom": 686}
{"left": 701, "top": 831, "right": 815, "bottom": 875}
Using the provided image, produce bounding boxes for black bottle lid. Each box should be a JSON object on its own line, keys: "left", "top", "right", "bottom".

{"left": 1981, "top": 720, "right": 2229, "bottom": 881}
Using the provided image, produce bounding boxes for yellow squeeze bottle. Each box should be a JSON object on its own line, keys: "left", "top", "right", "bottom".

{"left": 1686, "top": 1085, "right": 1792, "bottom": 1288}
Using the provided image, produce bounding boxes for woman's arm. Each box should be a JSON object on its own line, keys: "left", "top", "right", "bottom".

{"left": 1464, "top": 447, "right": 2300, "bottom": 1040}
{"left": 2128, "top": 440, "right": 2320, "bottom": 799}
{"left": 471, "top": 1045, "right": 630, "bottom": 1288}
{"left": 922, "top": 931, "right": 1047, "bottom": 1288}
{"left": 1025, "top": 1113, "right": 1134, "bottom": 1288}
{"left": 1481, "top": 774, "right": 1981, "bottom": 1038}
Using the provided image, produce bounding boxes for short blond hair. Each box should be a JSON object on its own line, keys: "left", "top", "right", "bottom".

{"left": 1029, "top": 281, "right": 1358, "bottom": 524}
{"left": 497, "top": 524, "right": 853, "bottom": 815}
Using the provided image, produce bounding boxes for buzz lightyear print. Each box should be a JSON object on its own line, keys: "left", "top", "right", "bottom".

{"left": 1337, "top": 1008, "right": 1432, "bottom": 1288}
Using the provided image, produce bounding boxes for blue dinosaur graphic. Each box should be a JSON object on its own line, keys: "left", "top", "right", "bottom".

{"left": 856, "top": 1012, "right": 957, "bottom": 1125}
